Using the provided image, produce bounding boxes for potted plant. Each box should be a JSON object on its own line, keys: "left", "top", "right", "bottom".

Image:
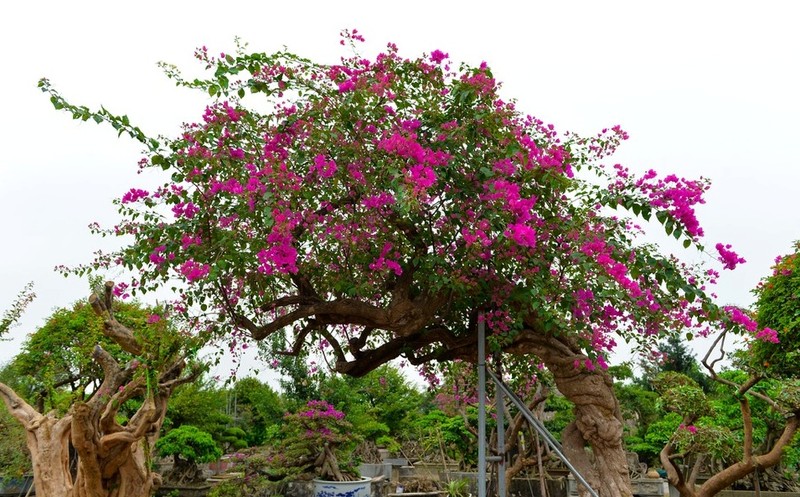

{"left": 269, "top": 400, "right": 369, "bottom": 497}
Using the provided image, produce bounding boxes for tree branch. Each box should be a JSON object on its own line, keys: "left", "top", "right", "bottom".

{"left": 741, "top": 396, "right": 753, "bottom": 464}
{"left": 89, "top": 284, "right": 143, "bottom": 356}
{"left": 0, "top": 381, "right": 42, "bottom": 428}
{"left": 660, "top": 440, "right": 694, "bottom": 497}
{"left": 699, "top": 415, "right": 799, "bottom": 496}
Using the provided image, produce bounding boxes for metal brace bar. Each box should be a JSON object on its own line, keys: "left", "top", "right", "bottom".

{"left": 486, "top": 369, "right": 599, "bottom": 497}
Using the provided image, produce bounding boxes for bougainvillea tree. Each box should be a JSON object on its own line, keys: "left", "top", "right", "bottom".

{"left": 656, "top": 242, "right": 800, "bottom": 497}
{"left": 41, "top": 32, "right": 776, "bottom": 496}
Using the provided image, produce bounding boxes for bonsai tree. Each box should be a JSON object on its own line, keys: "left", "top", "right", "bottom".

{"left": 155, "top": 425, "right": 222, "bottom": 484}
{"left": 0, "top": 282, "right": 202, "bottom": 497}
{"left": 269, "top": 400, "right": 362, "bottom": 481}
{"left": 657, "top": 244, "right": 800, "bottom": 497}
{"left": 41, "top": 31, "right": 774, "bottom": 496}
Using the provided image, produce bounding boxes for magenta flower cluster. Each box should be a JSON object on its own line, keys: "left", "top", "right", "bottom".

{"left": 725, "top": 306, "right": 779, "bottom": 343}
{"left": 296, "top": 400, "right": 346, "bottom": 421}
{"left": 121, "top": 188, "right": 149, "bottom": 204}
{"left": 715, "top": 243, "right": 746, "bottom": 270}
{"left": 179, "top": 259, "right": 210, "bottom": 282}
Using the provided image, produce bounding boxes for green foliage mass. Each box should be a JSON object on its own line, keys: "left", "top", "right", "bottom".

{"left": 0, "top": 404, "right": 30, "bottom": 478}
{"left": 411, "top": 409, "right": 478, "bottom": 468}
{"left": 166, "top": 379, "right": 230, "bottom": 437}
{"left": 166, "top": 375, "right": 285, "bottom": 450}
{"left": 652, "top": 371, "right": 712, "bottom": 418}
{"left": 231, "top": 377, "right": 285, "bottom": 446}
{"left": 155, "top": 425, "right": 222, "bottom": 464}
{"left": 543, "top": 393, "right": 574, "bottom": 440}
{"left": 752, "top": 241, "right": 800, "bottom": 378}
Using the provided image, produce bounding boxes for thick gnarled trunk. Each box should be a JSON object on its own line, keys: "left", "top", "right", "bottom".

{"left": 509, "top": 330, "right": 633, "bottom": 497}
{"left": 0, "top": 282, "right": 196, "bottom": 497}
{"left": 14, "top": 405, "right": 74, "bottom": 497}
{"left": 1, "top": 380, "right": 163, "bottom": 497}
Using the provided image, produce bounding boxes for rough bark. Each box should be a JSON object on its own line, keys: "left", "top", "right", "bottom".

{"left": 0, "top": 282, "right": 198, "bottom": 497}
{"left": 1, "top": 368, "right": 177, "bottom": 497}
{"left": 514, "top": 333, "right": 632, "bottom": 497}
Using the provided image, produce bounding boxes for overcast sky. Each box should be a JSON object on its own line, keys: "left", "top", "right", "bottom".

{"left": 1, "top": 1, "right": 798, "bottom": 375}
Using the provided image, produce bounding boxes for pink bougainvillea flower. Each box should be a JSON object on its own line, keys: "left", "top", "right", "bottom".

{"left": 179, "top": 259, "right": 210, "bottom": 282}
{"left": 716, "top": 243, "right": 746, "bottom": 270}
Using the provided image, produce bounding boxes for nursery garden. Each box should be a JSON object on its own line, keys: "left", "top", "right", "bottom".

{"left": 2, "top": 31, "right": 799, "bottom": 497}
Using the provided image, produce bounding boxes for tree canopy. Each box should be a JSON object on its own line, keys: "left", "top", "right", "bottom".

{"left": 40, "top": 31, "right": 778, "bottom": 497}
{"left": 43, "top": 32, "right": 773, "bottom": 376}
{"left": 750, "top": 241, "right": 800, "bottom": 378}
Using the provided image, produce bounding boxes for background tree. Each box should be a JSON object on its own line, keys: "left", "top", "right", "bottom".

{"left": 43, "top": 33, "right": 772, "bottom": 497}
{"left": 318, "top": 364, "right": 427, "bottom": 449}
{"left": 229, "top": 377, "right": 285, "bottom": 446}
{"left": 0, "top": 395, "right": 30, "bottom": 479}
{"left": 751, "top": 241, "right": 800, "bottom": 379}
{"left": 165, "top": 378, "right": 231, "bottom": 445}
{"left": 639, "top": 335, "right": 711, "bottom": 392}
{"left": 263, "top": 333, "right": 323, "bottom": 411}
{"left": 0, "top": 285, "right": 36, "bottom": 479}
{"left": 609, "top": 365, "right": 662, "bottom": 467}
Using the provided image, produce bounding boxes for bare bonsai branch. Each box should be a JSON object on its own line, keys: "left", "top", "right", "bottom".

{"left": 0, "top": 381, "right": 42, "bottom": 428}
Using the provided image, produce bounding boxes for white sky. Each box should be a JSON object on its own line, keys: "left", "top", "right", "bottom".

{"left": 1, "top": 1, "right": 798, "bottom": 375}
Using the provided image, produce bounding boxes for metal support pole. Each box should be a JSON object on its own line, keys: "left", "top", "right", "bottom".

{"left": 477, "top": 320, "right": 487, "bottom": 497}
{"left": 496, "top": 356, "right": 506, "bottom": 497}
{"left": 487, "top": 370, "right": 599, "bottom": 497}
